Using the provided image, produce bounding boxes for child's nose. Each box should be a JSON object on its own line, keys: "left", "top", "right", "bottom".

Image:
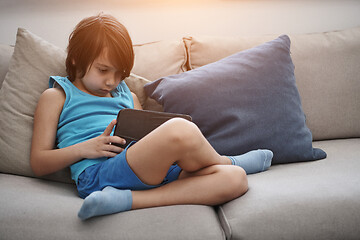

{"left": 105, "top": 74, "right": 117, "bottom": 87}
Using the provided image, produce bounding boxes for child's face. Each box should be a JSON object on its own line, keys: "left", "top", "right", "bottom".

{"left": 73, "top": 50, "right": 123, "bottom": 97}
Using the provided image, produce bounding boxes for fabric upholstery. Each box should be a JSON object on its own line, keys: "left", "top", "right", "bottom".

{"left": 0, "top": 173, "right": 225, "bottom": 240}
{"left": 132, "top": 40, "right": 188, "bottom": 111}
{"left": 145, "top": 35, "right": 326, "bottom": 164}
{"left": 184, "top": 27, "right": 360, "bottom": 140}
{"left": 0, "top": 44, "right": 14, "bottom": 88}
{"left": 0, "top": 28, "right": 70, "bottom": 183}
{"left": 132, "top": 40, "right": 187, "bottom": 81}
{"left": 218, "top": 138, "right": 360, "bottom": 240}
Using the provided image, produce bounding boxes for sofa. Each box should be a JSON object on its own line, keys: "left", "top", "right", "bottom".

{"left": 1, "top": 21, "right": 360, "bottom": 240}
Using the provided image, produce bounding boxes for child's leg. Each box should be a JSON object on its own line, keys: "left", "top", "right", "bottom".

{"left": 126, "top": 118, "right": 271, "bottom": 185}
{"left": 79, "top": 164, "right": 248, "bottom": 220}
{"left": 125, "top": 118, "right": 231, "bottom": 185}
{"left": 131, "top": 165, "right": 248, "bottom": 209}
{"left": 78, "top": 187, "right": 132, "bottom": 220}
{"left": 228, "top": 149, "right": 273, "bottom": 174}
{"left": 78, "top": 118, "right": 272, "bottom": 219}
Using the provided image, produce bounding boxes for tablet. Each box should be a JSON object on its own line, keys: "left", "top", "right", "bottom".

{"left": 113, "top": 108, "right": 192, "bottom": 148}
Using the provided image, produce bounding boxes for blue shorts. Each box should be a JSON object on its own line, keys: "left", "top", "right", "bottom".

{"left": 76, "top": 142, "right": 182, "bottom": 199}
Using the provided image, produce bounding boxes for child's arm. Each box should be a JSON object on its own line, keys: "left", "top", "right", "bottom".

{"left": 30, "top": 88, "right": 126, "bottom": 176}
{"left": 131, "top": 92, "right": 143, "bottom": 110}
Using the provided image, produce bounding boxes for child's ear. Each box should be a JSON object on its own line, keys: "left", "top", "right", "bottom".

{"left": 72, "top": 59, "right": 76, "bottom": 65}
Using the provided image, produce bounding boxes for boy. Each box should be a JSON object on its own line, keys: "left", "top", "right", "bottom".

{"left": 30, "top": 13, "right": 272, "bottom": 220}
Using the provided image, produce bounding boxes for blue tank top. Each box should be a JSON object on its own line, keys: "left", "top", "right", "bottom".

{"left": 49, "top": 76, "right": 134, "bottom": 182}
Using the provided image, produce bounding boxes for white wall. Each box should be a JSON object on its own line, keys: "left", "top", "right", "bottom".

{"left": 1, "top": 0, "right": 360, "bottom": 48}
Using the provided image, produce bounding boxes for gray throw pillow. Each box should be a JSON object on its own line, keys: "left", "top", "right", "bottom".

{"left": 144, "top": 35, "right": 326, "bottom": 164}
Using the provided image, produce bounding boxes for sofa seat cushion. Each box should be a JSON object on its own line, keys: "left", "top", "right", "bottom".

{"left": 0, "top": 173, "right": 225, "bottom": 240}
{"left": 217, "top": 138, "right": 360, "bottom": 240}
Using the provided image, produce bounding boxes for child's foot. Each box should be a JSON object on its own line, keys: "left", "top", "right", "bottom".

{"left": 78, "top": 186, "right": 132, "bottom": 220}
{"left": 227, "top": 149, "right": 273, "bottom": 174}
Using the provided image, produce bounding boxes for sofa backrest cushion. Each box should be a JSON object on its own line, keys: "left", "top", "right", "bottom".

{"left": 0, "top": 28, "right": 186, "bottom": 183}
{"left": 132, "top": 40, "right": 188, "bottom": 111}
{"left": 184, "top": 27, "right": 360, "bottom": 141}
{"left": 145, "top": 35, "right": 326, "bottom": 164}
{"left": 0, "top": 44, "right": 14, "bottom": 88}
{"left": 0, "top": 28, "right": 70, "bottom": 182}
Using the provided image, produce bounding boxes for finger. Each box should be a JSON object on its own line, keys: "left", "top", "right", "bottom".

{"left": 107, "top": 136, "right": 126, "bottom": 146}
{"left": 102, "top": 151, "right": 118, "bottom": 158}
{"left": 105, "top": 144, "right": 124, "bottom": 154}
{"left": 101, "top": 144, "right": 124, "bottom": 158}
{"left": 103, "top": 119, "right": 117, "bottom": 136}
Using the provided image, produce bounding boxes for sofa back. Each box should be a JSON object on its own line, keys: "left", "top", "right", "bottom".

{"left": 0, "top": 44, "right": 13, "bottom": 88}
{"left": 183, "top": 27, "right": 360, "bottom": 141}
{"left": 0, "top": 27, "right": 359, "bottom": 183}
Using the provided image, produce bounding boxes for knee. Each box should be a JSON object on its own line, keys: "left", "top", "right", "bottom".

{"left": 162, "top": 118, "right": 201, "bottom": 150}
{"left": 220, "top": 166, "right": 248, "bottom": 200}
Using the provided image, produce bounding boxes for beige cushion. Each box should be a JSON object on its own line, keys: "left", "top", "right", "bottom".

{"left": 0, "top": 44, "right": 14, "bottom": 88}
{"left": 132, "top": 40, "right": 188, "bottom": 111}
{"left": 133, "top": 41, "right": 187, "bottom": 81}
{"left": 184, "top": 27, "right": 360, "bottom": 140}
{"left": 0, "top": 28, "right": 185, "bottom": 183}
{"left": 0, "top": 28, "right": 70, "bottom": 182}
{"left": 184, "top": 35, "right": 277, "bottom": 70}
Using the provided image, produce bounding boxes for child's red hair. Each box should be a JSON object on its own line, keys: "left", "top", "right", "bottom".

{"left": 66, "top": 13, "right": 134, "bottom": 81}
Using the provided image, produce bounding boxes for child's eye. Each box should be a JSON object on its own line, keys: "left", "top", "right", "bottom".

{"left": 98, "top": 68, "right": 108, "bottom": 73}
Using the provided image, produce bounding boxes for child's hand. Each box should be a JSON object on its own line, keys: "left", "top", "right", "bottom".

{"left": 77, "top": 119, "right": 126, "bottom": 159}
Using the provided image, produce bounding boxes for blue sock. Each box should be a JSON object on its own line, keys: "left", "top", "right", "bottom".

{"left": 227, "top": 149, "right": 273, "bottom": 174}
{"left": 78, "top": 186, "right": 132, "bottom": 220}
